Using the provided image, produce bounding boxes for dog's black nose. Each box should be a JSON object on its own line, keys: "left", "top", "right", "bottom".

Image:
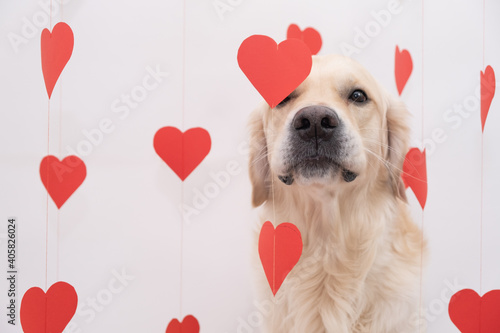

{"left": 292, "top": 105, "right": 340, "bottom": 141}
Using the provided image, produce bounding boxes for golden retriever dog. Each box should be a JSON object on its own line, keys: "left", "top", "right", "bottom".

{"left": 248, "top": 54, "right": 426, "bottom": 332}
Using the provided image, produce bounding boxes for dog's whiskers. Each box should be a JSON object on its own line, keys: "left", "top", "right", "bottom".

{"left": 363, "top": 147, "right": 426, "bottom": 184}
{"left": 361, "top": 138, "right": 410, "bottom": 161}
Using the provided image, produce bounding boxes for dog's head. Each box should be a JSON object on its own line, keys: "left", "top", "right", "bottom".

{"left": 248, "top": 54, "right": 410, "bottom": 207}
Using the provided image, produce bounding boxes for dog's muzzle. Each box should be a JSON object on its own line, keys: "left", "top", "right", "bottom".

{"left": 292, "top": 105, "right": 339, "bottom": 141}
{"left": 279, "top": 105, "right": 358, "bottom": 184}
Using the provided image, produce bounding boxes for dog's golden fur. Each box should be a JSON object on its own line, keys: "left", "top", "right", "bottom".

{"left": 248, "top": 55, "right": 426, "bottom": 332}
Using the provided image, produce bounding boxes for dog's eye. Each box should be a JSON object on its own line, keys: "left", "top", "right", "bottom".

{"left": 277, "top": 95, "right": 292, "bottom": 108}
{"left": 349, "top": 90, "right": 368, "bottom": 103}
{"left": 277, "top": 93, "right": 295, "bottom": 108}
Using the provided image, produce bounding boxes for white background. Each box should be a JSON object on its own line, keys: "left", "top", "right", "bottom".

{"left": 0, "top": 0, "right": 499, "bottom": 332}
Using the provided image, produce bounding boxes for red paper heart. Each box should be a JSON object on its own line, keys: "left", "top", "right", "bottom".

{"left": 449, "top": 289, "right": 500, "bottom": 333}
{"left": 258, "top": 221, "right": 303, "bottom": 296}
{"left": 237, "top": 35, "right": 312, "bottom": 108}
{"left": 154, "top": 127, "right": 211, "bottom": 181}
{"left": 20, "top": 282, "right": 78, "bottom": 333}
{"left": 166, "top": 315, "right": 200, "bottom": 333}
{"left": 481, "top": 65, "right": 496, "bottom": 132}
{"left": 41, "top": 22, "right": 74, "bottom": 99}
{"left": 395, "top": 46, "right": 413, "bottom": 95}
{"left": 40, "top": 155, "right": 86, "bottom": 209}
{"left": 402, "top": 148, "right": 427, "bottom": 209}
{"left": 286, "top": 24, "right": 322, "bottom": 55}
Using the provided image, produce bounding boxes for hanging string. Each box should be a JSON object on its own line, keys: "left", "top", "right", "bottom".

{"left": 179, "top": 0, "right": 187, "bottom": 318}
{"left": 56, "top": 1, "right": 64, "bottom": 283}
{"left": 269, "top": 22, "right": 280, "bottom": 327}
{"left": 418, "top": 1, "right": 425, "bottom": 331}
{"left": 270, "top": 106, "right": 278, "bottom": 331}
{"left": 45, "top": 0, "right": 54, "bottom": 293}
{"left": 45, "top": 100, "right": 51, "bottom": 291}
{"left": 480, "top": 123, "right": 483, "bottom": 296}
{"left": 49, "top": 0, "right": 52, "bottom": 30}
{"left": 479, "top": 0, "right": 486, "bottom": 297}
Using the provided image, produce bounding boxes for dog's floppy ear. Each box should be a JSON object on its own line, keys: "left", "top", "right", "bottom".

{"left": 248, "top": 103, "right": 271, "bottom": 207}
{"left": 385, "top": 94, "right": 410, "bottom": 202}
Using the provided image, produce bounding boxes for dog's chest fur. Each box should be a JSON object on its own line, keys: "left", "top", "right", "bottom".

{"left": 259, "top": 188, "right": 424, "bottom": 333}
